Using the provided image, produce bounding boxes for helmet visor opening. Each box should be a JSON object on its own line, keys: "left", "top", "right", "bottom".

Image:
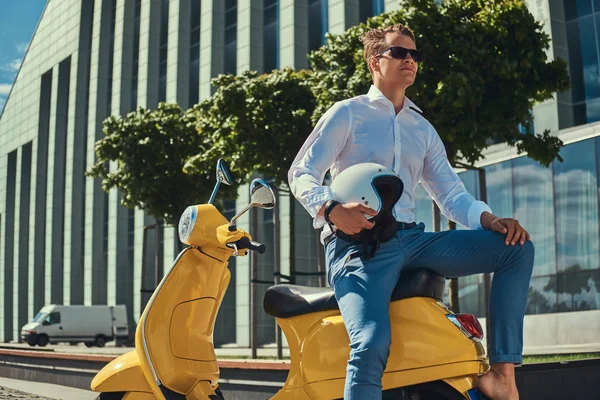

{"left": 373, "top": 176, "right": 404, "bottom": 211}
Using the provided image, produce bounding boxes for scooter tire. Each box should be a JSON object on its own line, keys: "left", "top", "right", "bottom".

{"left": 208, "top": 387, "right": 225, "bottom": 400}
{"left": 96, "top": 392, "right": 125, "bottom": 400}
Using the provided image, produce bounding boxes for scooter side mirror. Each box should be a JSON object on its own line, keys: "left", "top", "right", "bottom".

{"left": 249, "top": 179, "right": 275, "bottom": 209}
{"left": 216, "top": 159, "right": 233, "bottom": 186}
{"left": 208, "top": 159, "right": 233, "bottom": 204}
{"left": 229, "top": 179, "right": 276, "bottom": 227}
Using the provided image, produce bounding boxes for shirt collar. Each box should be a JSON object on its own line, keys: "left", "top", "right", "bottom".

{"left": 366, "top": 85, "right": 423, "bottom": 114}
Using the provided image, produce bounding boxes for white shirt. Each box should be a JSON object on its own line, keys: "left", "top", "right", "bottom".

{"left": 288, "top": 85, "right": 492, "bottom": 242}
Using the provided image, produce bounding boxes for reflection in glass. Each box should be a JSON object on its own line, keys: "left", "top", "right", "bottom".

{"left": 554, "top": 139, "right": 599, "bottom": 272}
{"left": 158, "top": 0, "right": 169, "bottom": 103}
{"left": 224, "top": 0, "right": 237, "bottom": 74}
{"left": 513, "top": 156, "right": 556, "bottom": 277}
{"left": 413, "top": 183, "right": 433, "bottom": 231}
{"left": 308, "top": 0, "right": 328, "bottom": 52}
{"left": 578, "top": 16, "right": 600, "bottom": 100}
{"left": 189, "top": 0, "right": 200, "bottom": 106}
{"left": 589, "top": 97, "right": 600, "bottom": 123}
{"left": 264, "top": 0, "right": 279, "bottom": 71}
{"left": 526, "top": 276, "right": 557, "bottom": 315}
{"left": 457, "top": 170, "right": 479, "bottom": 230}
{"left": 553, "top": 268, "right": 597, "bottom": 311}
{"left": 458, "top": 274, "right": 484, "bottom": 317}
{"left": 485, "top": 161, "right": 513, "bottom": 220}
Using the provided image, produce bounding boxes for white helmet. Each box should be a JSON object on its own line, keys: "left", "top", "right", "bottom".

{"left": 330, "top": 163, "right": 404, "bottom": 218}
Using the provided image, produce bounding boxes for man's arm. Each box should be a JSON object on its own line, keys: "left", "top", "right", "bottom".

{"left": 422, "top": 128, "right": 530, "bottom": 245}
{"left": 288, "top": 102, "right": 352, "bottom": 228}
{"left": 421, "top": 128, "right": 491, "bottom": 230}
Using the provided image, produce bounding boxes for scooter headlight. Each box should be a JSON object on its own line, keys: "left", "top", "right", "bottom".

{"left": 178, "top": 206, "right": 197, "bottom": 244}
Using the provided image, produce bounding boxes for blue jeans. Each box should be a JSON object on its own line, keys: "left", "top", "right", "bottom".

{"left": 325, "top": 223, "right": 535, "bottom": 400}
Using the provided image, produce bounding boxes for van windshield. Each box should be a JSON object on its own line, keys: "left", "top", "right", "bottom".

{"left": 33, "top": 312, "right": 46, "bottom": 322}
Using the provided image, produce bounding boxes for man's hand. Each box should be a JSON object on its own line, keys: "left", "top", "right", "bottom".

{"left": 327, "top": 203, "right": 378, "bottom": 235}
{"left": 481, "top": 211, "right": 530, "bottom": 246}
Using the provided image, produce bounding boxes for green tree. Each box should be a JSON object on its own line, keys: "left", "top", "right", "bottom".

{"left": 87, "top": 103, "right": 238, "bottom": 226}
{"left": 187, "top": 68, "right": 316, "bottom": 187}
{"left": 309, "top": 0, "right": 570, "bottom": 166}
{"left": 186, "top": 68, "right": 317, "bottom": 284}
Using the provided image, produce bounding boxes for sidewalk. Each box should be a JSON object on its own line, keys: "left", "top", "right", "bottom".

{"left": 0, "top": 377, "right": 95, "bottom": 400}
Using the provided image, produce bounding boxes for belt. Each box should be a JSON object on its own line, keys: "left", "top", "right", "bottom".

{"left": 324, "top": 221, "right": 417, "bottom": 248}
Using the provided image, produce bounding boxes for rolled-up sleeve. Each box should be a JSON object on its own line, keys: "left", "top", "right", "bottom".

{"left": 420, "top": 128, "right": 491, "bottom": 230}
{"left": 288, "top": 101, "right": 352, "bottom": 228}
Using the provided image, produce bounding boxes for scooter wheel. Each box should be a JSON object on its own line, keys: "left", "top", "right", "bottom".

{"left": 209, "top": 387, "right": 225, "bottom": 400}
{"left": 96, "top": 392, "right": 125, "bottom": 400}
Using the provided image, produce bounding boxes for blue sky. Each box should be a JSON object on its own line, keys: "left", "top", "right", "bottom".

{"left": 0, "top": 1, "right": 47, "bottom": 114}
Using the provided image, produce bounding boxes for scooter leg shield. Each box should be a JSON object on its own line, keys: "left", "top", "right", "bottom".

{"left": 91, "top": 350, "right": 153, "bottom": 394}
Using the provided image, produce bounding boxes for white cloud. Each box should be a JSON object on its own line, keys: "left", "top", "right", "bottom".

{"left": 0, "top": 84, "right": 12, "bottom": 95}
{"left": 1, "top": 59, "right": 22, "bottom": 73}
{"left": 0, "top": 96, "right": 6, "bottom": 114}
{"left": 16, "top": 42, "right": 28, "bottom": 53}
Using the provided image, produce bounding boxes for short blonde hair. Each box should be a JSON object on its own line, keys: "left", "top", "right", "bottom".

{"left": 360, "top": 24, "right": 416, "bottom": 72}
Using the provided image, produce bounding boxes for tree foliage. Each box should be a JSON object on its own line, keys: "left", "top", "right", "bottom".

{"left": 87, "top": 103, "right": 237, "bottom": 225}
{"left": 186, "top": 68, "right": 316, "bottom": 187}
{"left": 308, "top": 0, "right": 570, "bottom": 166}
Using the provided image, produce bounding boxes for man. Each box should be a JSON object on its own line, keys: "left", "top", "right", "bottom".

{"left": 288, "top": 24, "right": 534, "bottom": 400}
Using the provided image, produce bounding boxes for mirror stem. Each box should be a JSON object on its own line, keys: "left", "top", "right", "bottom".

{"left": 208, "top": 181, "right": 221, "bottom": 204}
{"left": 230, "top": 204, "right": 252, "bottom": 227}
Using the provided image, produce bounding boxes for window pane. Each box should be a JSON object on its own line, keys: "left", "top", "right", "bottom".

{"left": 554, "top": 139, "right": 599, "bottom": 272}
{"left": 574, "top": 102, "right": 588, "bottom": 125}
{"left": 588, "top": 97, "right": 600, "bottom": 123}
{"left": 414, "top": 184, "right": 434, "bottom": 231}
{"left": 191, "top": 0, "right": 200, "bottom": 28}
{"left": 263, "top": 1, "right": 279, "bottom": 71}
{"left": 485, "top": 161, "right": 513, "bottom": 220}
{"left": 308, "top": 0, "right": 323, "bottom": 52}
{"left": 566, "top": 21, "right": 586, "bottom": 103}
{"left": 458, "top": 274, "right": 485, "bottom": 317}
{"left": 225, "top": 41, "right": 237, "bottom": 74}
{"left": 566, "top": 0, "right": 593, "bottom": 19}
{"left": 526, "top": 276, "right": 557, "bottom": 315}
{"left": 578, "top": 17, "right": 600, "bottom": 100}
{"left": 456, "top": 170, "right": 479, "bottom": 230}
{"left": 359, "top": 0, "right": 373, "bottom": 22}
{"left": 555, "top": 268, "right": 598, "bottom": 311}
{"left": 577, "top": 0, "right": 594, "bottom": 16}
{"left": 512, "top": 157, "right": 556, "bottom": 277}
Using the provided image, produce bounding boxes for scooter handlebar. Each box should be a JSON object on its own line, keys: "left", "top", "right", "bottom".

{"left": 228, "top": 236, "right": 266, "bottom": 254}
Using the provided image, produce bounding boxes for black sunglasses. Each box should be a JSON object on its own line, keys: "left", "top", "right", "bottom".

{"left": 377, "top": 46, "right": 423, "bottom": 63}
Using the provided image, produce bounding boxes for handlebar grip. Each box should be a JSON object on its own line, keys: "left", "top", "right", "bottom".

{"left": 237, "top": 236, "right": 266, "bottom": 254}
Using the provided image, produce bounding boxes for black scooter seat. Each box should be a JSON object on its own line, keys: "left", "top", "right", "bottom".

{"left": 263, "top": 268, "right": 445, "bottom": 319}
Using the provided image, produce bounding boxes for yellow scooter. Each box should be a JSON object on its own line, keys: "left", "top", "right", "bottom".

{"left": 91, "top": 159, "right": 489, "bottom": 400}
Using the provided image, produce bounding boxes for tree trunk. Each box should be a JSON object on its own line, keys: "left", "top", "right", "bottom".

{"left": 448, "top": 220, "right": 460, "bottom": 313}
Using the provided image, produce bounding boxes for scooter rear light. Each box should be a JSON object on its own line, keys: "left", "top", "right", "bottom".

{"left": 446, "top": 313, "right": 484, "bottom": 342}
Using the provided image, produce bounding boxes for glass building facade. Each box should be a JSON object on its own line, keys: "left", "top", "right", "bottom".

{"left": 413, "top": 137, "right": 600, "bottom": 317}
{"left": 565, "top": 0, "right": 600, "bottom": 124}
{"left": 1, "top": 0, "right": 599, "bottom": 349}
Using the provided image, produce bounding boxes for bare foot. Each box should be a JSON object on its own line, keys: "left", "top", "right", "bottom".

{"left": 478, "top": 363, "right": 519, "bottom": 400}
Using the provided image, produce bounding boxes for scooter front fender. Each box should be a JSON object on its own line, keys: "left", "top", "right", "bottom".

{"left": 91, "top": 350, "right": 152, "bottom": 394}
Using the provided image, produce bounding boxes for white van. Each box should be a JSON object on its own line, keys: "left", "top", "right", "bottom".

{"left": 21, "top": 304, "right": 129, "bottom": 347}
